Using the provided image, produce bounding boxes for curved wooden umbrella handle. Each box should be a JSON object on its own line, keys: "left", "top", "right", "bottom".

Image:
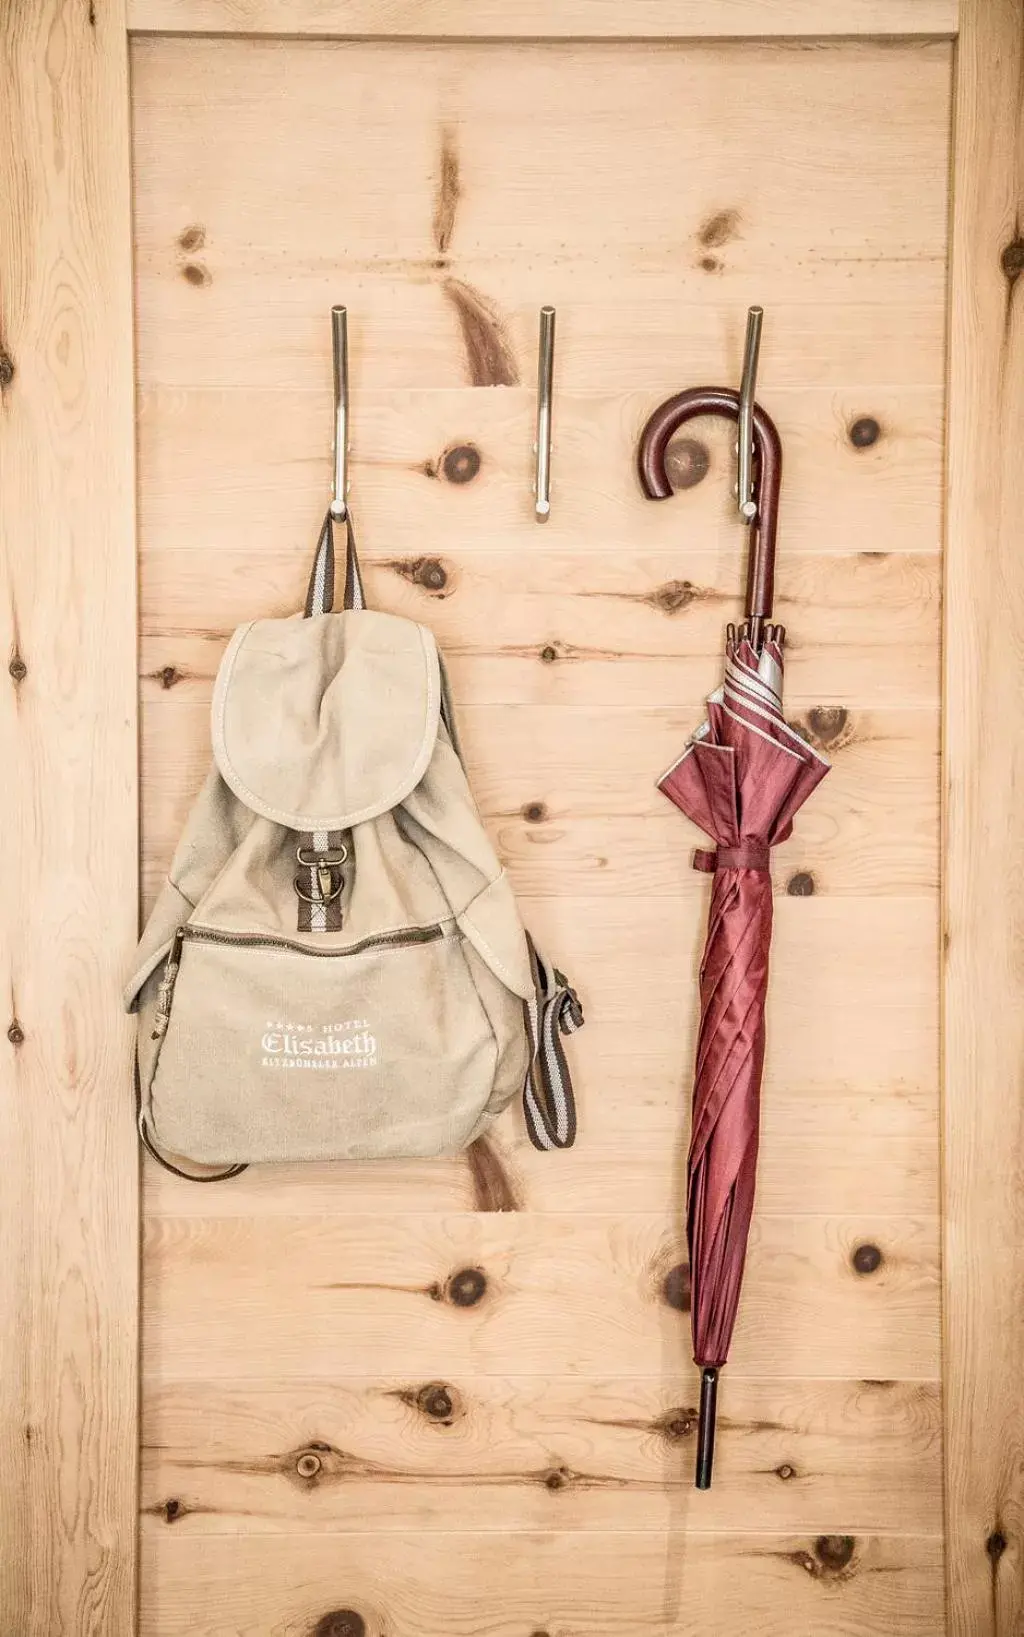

{"left": 637, "top": 386, "right": 783, "bottom": 646}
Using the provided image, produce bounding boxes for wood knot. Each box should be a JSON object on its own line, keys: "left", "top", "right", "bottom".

{"left": 7, "top": 1021, "right": 24, "bottom": 1047}
{"left": 158, "top": 666, "right": 182, "bottom": 690}
{"left": 182, "top": 263, "right": 212, "bottom": 287}
{"left": 386, "top": 556, "right": 450, "bottom": 596}
{"left": 815, "top": 1535, "right": 856, "bottom": 1572}
{"left": 543, "top": 1465, "right": 571, "bottom": 1490}
{"left": 177, "top": 224, "right": 206, "bottom": 252}
{"left": 417, "top": 1382, "right": 456, "bottom": 1421}
{"left": 851, "top": 1243, "right": 883, "bottom": 1275}
{"left": 523, "top": 802, "right": 548, "bottom": 824}
{"left": 775, "top": 1463, "right": 797, "bottom": 1481}
{"left": 787, "top": 871, "right": 815, "bottom": 897}
{"left": 699, "top": 208, "right": 741, "bottom": 249}
{"left": 987, "top": 1530, "right": 1008, "bottom": 1562}
{"left": 0, "top": 351, "right": 15, "bottom": 389}
{"left": 662, "top": 1262, "right": 691, "bottom": 1313}
{"left": 804, "top": 705, "right": 849, "bottom": 751}
{"left": 644, "top": 579, "right": 705, "bottom": 615}
{"left": 313, "top": 1615, "right": 366, "bottom": 1637}
{"left": 446, "top": 1267, "right": 487, "bottom": 1307}
{"left": 8, "top": 654, "right": 27, "bottom": 683}
{"left": 163, "top": 1498, "right": 183, "bottom": 1523}
{"left": 1001, "top": 239, "right": 1024, "bottom": 285}
{"left": 665, "top": 438, "right": 711, "bottom": 490}
{"left": 539, "top": 644, "right": 559, "bottom": 664}
{"left": 296, "top": 1451, "right": 323, "bottom": 1479}
{"left": 848, "top": 416, "right": 881, "bottom": 449}
{"left": 699, "top": 256, "right": 721, "bottom": 273}
{"left": 441, "top": 444, "right": 481, "bottom": 484}
{"left": 658, "top": 1408, "right": 697, "bottom": 1442}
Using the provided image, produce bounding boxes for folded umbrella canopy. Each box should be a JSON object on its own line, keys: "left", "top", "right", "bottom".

{"left": 638, "top": 388, "right": 829, "bottom": 1488}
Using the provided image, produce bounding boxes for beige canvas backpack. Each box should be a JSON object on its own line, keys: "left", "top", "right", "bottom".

{"left": 126, "top": 514, "right": 583, "bottom": 1179}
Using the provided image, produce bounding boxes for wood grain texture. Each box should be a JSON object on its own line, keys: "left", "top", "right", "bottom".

{"left": 141, "top": 1375, "right": 942, "bottom": 1535}
{"left": 131, "top": 32, "right": 947, "bottom": 1634}
{"left": 0, "top": 0, "right": 139, "bottom": 1630}
{"left": 126, "top": 0, "right": 958, "bottom": 38}
{"left": 944, "top": 1, "right": 1024, "bottom": 1631}
{"left": 140, "top": 1530, "right": 946, "bottom": 1637}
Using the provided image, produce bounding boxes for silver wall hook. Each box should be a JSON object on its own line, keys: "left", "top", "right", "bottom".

{"left": 737, "top": 305, "right": 763, "bottom": 523}
{"left": 534, "top": 306, "right": 556, "bottom": 523}
{"left": 330, "top": 305, "right": 349, "bottom": 521}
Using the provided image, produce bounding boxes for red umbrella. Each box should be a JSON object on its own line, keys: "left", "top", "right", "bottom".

{"left": 638, "top": 388, "right": 830, "bottom": 1487}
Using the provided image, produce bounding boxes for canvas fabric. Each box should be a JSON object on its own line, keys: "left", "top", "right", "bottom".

{"left": 126, "top": 513, "right": 582, "bottom": 1176}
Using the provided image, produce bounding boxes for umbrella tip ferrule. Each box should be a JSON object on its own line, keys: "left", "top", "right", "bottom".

{"left": 695, "top": 1367, "right": 719, "bottom": 1490}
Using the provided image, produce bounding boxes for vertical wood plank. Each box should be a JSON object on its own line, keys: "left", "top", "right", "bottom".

{"left": 0, "top": 0, "right": 139, "bottom": 1631}
{"left": 945, "top": 2, "right": 1024, "bottom": 1631}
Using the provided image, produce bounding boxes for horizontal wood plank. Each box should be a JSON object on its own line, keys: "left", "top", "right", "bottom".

{"left": 139, "top": 1529, "right": 945, "bottom": 1637}
{"left": 128, "top": 0, "right": 959, "bottom": 40}
{"left": 143, "top": 1080, "right": 939, "bottom": 1220}
{"left": 136, "top": 387, "right": 944, "bottom": 558}
{"left": 141, "top": 1375, "right": 942, "bottom": 1536}
{"left": 142, "top": 1212, "right": 940, "bottom": 1382}
{"left": 141, "top": 701, "right": 938, "bottom": 903}
{"left": 130, "top": 39, "right": 950, "bottom": 390}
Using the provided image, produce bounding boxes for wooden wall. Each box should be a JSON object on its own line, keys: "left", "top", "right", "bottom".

{"left": 129, "top": 30, "right": 949, "bottom": 1635}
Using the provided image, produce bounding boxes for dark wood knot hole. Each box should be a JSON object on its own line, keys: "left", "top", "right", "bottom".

{"left": 447, "top": 1267, "right": 487, "bottom": 1306}
{"left": 442, "top": 444, "right": 481, "bottom": 484}
{"left": 1001, "top": 239, "right": 1024, "bottom": 284}
{"left": 313, "top": 1614, "right": 366, "bottom": 1637}
{"left": 417, "top": 1382, "right": 455, "bottom": 1420}
{"left": 815, "top": 1535, "right": 856, "bottom": 1571}
{"left": 787, "top": 871, "right": 815, "bottom": 897}
{"left": 987, "top": 1531, "right": 1008, "bottom": 1562}
{"left": 523, "top": 802, "right": 548, "bottom": 824}
{"left": 848, "top": 416, "right": 881, "bottom": 449}
{"left": 662, "top": 1262, "right": 691, "bottom": 1312}
{"left": 296, "top": 1451, "right": 322, "bottom": 1479}
{"left": 851, "top": 1243, "right": 883, "bottom": 1275}
{"left": 0, "top": 351, "right": 15, "bottom": 389}
{"left": 665, "top": 437, "right": 710, "bottom": 490}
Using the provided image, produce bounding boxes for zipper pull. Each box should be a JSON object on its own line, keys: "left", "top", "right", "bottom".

{"left": 151, "top": 928, "right": 186, "bottom": 1041}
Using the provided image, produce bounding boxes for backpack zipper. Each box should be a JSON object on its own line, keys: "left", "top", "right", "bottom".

{"left": 151, "top": 921, "right": 446, "bottom": 1038}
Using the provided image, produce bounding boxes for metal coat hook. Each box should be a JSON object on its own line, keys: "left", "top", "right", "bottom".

{"left": 736, "top": 305, "right": 763, "bottom": 523}
{"left": 534, "top": 306, "right": 555, "bottom": 522}
{"left": 330, "top": 304, "right": 349, "bottom": 521}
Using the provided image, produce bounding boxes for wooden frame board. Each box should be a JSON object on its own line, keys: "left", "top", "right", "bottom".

{"left": 0, "top": 0, "right": 139, "bottom": 1631}
{"left": 1, "top": 0, "right": 1020, "bottom": 1630}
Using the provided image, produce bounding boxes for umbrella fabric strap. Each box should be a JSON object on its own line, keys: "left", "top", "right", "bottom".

{"left": 693, "top": 843, "right": 771, "bottom": 873}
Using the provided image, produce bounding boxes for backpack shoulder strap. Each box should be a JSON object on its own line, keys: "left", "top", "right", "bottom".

{"left": 305, "top": 508, "right": 366, "bottom": 618}
{"left": 522, "top": 936, "right": 584, "bottom": 1150}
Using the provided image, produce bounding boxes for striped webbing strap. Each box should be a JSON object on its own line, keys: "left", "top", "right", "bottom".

{"left": 523, "top": 935, "right": 584, "bottom": 1151}
{"left": 305, "top": 507, "right": 366, "bottom": 617}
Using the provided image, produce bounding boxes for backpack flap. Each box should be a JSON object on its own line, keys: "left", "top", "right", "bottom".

{"left": 211, "top": 610, "right": 441, "bottom": 832}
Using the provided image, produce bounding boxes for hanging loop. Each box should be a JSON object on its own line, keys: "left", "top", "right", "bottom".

{"left": 636, "top": 386, "right": 782, "bottom": 654}
{"left": 330, "top": 304, "right": 349, "bottom": 521}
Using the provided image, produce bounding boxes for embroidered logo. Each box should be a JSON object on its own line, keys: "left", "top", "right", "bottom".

{"left": 261, "top": 1019, "right": 377, "bottom": 1071}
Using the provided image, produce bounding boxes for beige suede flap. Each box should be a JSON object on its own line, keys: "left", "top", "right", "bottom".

{"left": 212, "top": 610, "right": 441, "bottom": 830}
